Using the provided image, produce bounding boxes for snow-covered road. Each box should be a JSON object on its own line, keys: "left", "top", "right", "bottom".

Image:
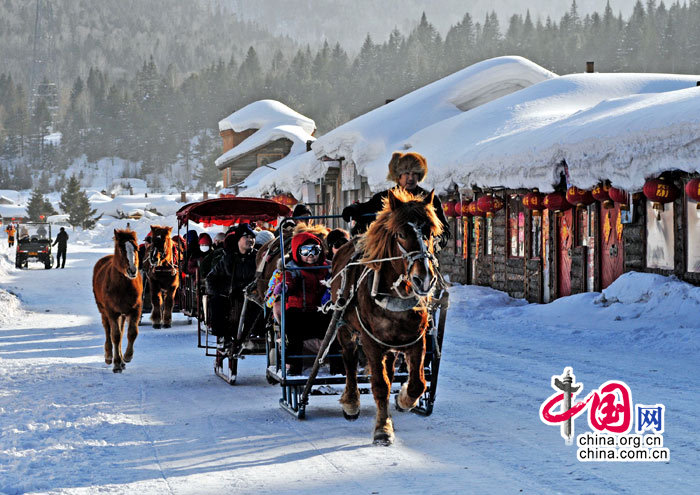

{"left": 1, "top": 240, "right": 698, "bottom": 494}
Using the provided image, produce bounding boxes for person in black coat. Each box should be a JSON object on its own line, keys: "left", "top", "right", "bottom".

{"left": 341, "top": 151, "right": 451, "bottom": 248}
{"left": 205, "top": 223, "right": 258, "bottom": 344}
{"left": 52, "top": 227, "right": 69, "bottom": 268}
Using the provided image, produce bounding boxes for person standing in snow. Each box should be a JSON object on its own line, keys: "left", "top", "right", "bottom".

{"left": 341, "top": 151, "right": 451, "bottom": 248}
{"left": 53, "top": 227, "right": 69, "bottom": 268}
{"left": 5, "top": 223, "right": 16, "bottom": 247}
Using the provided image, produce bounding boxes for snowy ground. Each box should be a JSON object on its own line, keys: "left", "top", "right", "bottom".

{"left": 1, "top": 231, "right": 699, "bottom": 494}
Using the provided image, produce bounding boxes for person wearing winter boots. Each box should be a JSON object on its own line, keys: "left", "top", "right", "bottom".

{"left": 53, "top": 227, "right": 69, "bottom": 268}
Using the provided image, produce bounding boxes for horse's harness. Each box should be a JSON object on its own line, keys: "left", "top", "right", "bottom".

{"left": 320, "top": 221, "right": 446, "bottom": 352}
{"left": 148, "top": 238, "right": 177, "bottom": 276}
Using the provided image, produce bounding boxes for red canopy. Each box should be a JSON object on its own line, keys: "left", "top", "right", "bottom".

{"left": 176, "top": 197, "right": 292, "bottom": 228}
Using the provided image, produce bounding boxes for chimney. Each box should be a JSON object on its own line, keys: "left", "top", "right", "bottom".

{"left": 586, "top": 61, "right": 594, "bottom": 73}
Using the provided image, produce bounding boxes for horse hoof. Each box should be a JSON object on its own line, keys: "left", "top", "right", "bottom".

{"left": 373, "top": 431, "right": 394, "bottom": 446}
{"left": 123, "top": 354, "right": 132, "bottom": 363}
{"left": 112, "top": 367, "right": 123, "bottom": 374}
{"left": 105, "top": 358, "right": 112, "bottom": 365}
{"left": 152, "top": 323, "right": 162, "bottom": 329}
{"left": 394, "top": 393, "right": 409, "bottom": 412}
{"left": 162, "top": 323, "right": 171, "bottom": 328}
{"left": 343, "top": 410, "right": 360, "bottom": 421}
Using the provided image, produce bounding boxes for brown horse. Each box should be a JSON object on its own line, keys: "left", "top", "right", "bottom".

{"left": 144, "top": 225, "right": 179, "bottom": 328}
{"left": 332, "top": 188, "right": 442, "bottom": 445}
{"left": 93, "top": 229, "right": 143, "bottom": 373}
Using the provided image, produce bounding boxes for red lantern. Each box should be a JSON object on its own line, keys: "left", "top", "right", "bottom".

{"left": 443, "top": 199, "right": 457, "bottom": 218}
{"left": 685, "top": 178, "right": 700, "bottom": 210}
{"left": 476, "top": 195, "right": 503, "bottom": 217}
{"left": 592, "top": 182, "right": 613, "bottom": 209}
{"left": 608, "top": 186, "right": 629, "bottom": 211}
{"left": 566, "top": 186, "right": 595, "bottom": 207}
{"left": 467, "top": 201, "right": 484, "bottom": 217}
{"left": 459, "top": 200, "right": 471, "bottom": 217}
{"left": 522, "top": 191, "right": 545, "bottom": 216}
{"left": 643, "top": 177, "right": 680, "bottom": 211}
{"left": 543, "top": 192, "right": 572, "bottom": 212}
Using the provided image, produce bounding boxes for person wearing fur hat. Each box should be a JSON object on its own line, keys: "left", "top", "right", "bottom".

{"left": 205, "top": 223, "right": 258, "bottom": 345}
{"left": 341, "top": 151, "right": 450, "bottom": 246}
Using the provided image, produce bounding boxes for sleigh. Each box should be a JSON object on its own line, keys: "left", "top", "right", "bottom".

{"left": 175, "top": 197, "right": 292, "bottom": 384}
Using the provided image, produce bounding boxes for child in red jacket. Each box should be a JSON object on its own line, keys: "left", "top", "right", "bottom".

{"left": 283, "top": 232, "right": 341, "bottom": 375}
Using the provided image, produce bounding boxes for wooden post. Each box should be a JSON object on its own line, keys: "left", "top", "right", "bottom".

{"left": 181, "top": 191, "right": 187, "bottom": 202}
{"left": 203, "top": 191, "right": 209, "bottom": 200}
{"left": 586, "top": 61, "right": 594, "bottom": 73}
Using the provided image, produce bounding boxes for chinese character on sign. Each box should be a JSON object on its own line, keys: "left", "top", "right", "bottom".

{"left": 636, "top": 404, "right": 665, "bottom": 434}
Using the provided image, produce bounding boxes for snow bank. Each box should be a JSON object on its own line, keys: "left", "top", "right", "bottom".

{"left": 450, "top": 271, "right": 700, "bottom": 354}
{"left": 0, "top": 248, "right": 23, "bottom": 326}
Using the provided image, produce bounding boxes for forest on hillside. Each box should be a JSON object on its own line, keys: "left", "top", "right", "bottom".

{"left": 1, "top": 1, "right": 699, "bottom": 193}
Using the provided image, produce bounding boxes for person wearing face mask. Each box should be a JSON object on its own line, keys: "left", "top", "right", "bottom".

{"left": 341, "top": 151, "right": 451, "bottom": 248}
{"left": 205, "top": 223, "right": 258, "bottom": 347}
{"left": 186, "top": 233, "right": 211, "bottom": 275}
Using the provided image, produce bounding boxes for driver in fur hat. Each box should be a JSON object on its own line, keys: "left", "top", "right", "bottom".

{"left": 341, "top": 151, "right": 451, "bottom": 247}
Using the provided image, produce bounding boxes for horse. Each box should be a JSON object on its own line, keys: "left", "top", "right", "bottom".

{"left": 143, "top": 225, "right": 179, "bottom": 328}
{"left": 92, "top": 229, "right": 143, "bottom": 373}
{"left": 331, "top": 188, "right": 443, "bottom": 445}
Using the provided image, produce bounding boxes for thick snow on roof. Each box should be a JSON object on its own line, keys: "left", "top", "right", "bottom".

{"left": 408, "top": 72, "right": 700, "bottom": 193}
{"left": 241, "top": 56, "right": 555, "bottom": 196}
{"left": 216, "top": 100, "right": 317, "bottom": 170}
{"left": 215, "top": 124, "right": 315, "bottom": 170}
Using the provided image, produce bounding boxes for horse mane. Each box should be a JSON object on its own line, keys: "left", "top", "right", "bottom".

{"left": 293, "top": 221, "right": 329, "bottom": 238}
{"left": 359, "top": 188, "right": 442, "bottom": 270}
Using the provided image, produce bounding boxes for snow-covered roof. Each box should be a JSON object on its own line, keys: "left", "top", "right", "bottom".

{"left": 408, "top": 72, "right": 700, "bottom": 192}
{"left": 215, "top": 100, "right": 316, "bottom": 170}
{"left": 241, "top": 56, "right": 555, "bottom": 196}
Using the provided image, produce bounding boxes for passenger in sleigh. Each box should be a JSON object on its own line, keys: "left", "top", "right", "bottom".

{"left": 205, "top": 223, "right": 258, "bottom": 348}
{"left": 280, "top": 231, "right": 343, "bottom": 375}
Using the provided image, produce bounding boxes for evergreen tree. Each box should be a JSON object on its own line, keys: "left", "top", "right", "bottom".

{"left": 26, "top": 188, "right": 57, "bottom": 221}
{"left": 59, "top": 175, "right": 82, "bottom": 215}
{"left": 70, "top": 191, "right": 101, "bottom": 229}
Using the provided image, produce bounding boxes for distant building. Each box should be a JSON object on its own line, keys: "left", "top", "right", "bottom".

{"left": 215, "top": 100, "right": 316, "bottom": 192}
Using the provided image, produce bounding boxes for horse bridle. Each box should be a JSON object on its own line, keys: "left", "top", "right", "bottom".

{"left": 148, "top": 236, "right": 176, "bottom": 274}
{"left": 394, "top": 221, "right": 438, "bottom": 298}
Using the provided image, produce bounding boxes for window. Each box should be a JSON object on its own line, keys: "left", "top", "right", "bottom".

{"left": 646, "top": 201, "right": 674, "bottom": 269}
{"left": 257, "top": 153, "right": 283, "bottom": 168}
{"left": 531, "top": 215, "right": 542, "bottom": 259}
{"left": 508, "top": 197, "right": 525, "bottom": 258}
{"left": 686, "top": 195, "right": 700, "bottom": 272}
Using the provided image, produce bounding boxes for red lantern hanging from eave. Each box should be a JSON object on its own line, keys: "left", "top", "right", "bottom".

{"left": 592, "top": 182, "right": 613, "bottom": 209}
{"left": 566, "top": 186, "right": 595, "bottom": 208}
{"left": 543, "top": 192, "right": 572, "bottom": 212}
{"left": 685, "top": 178, "right": 700, "bottom": 210}
{"left": 522, "top": 191, "right": 545, "bottom": 216}
{"left": 643, "top": 177, "right": 680, "bottom": 212}
{"left": 467, "top": 201, "right": 485, "bottom": 217}
{"left": 459, "top": 200, "right": 472, "bottom": 217}
{"left": 476, "top": 195, "right": 503, "bottom": 217}
{"left": 608, "top": 187, "right": 630, "bottom": 211}
{"left": 443, "top": 199, "right": 457, "bottom": 218}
